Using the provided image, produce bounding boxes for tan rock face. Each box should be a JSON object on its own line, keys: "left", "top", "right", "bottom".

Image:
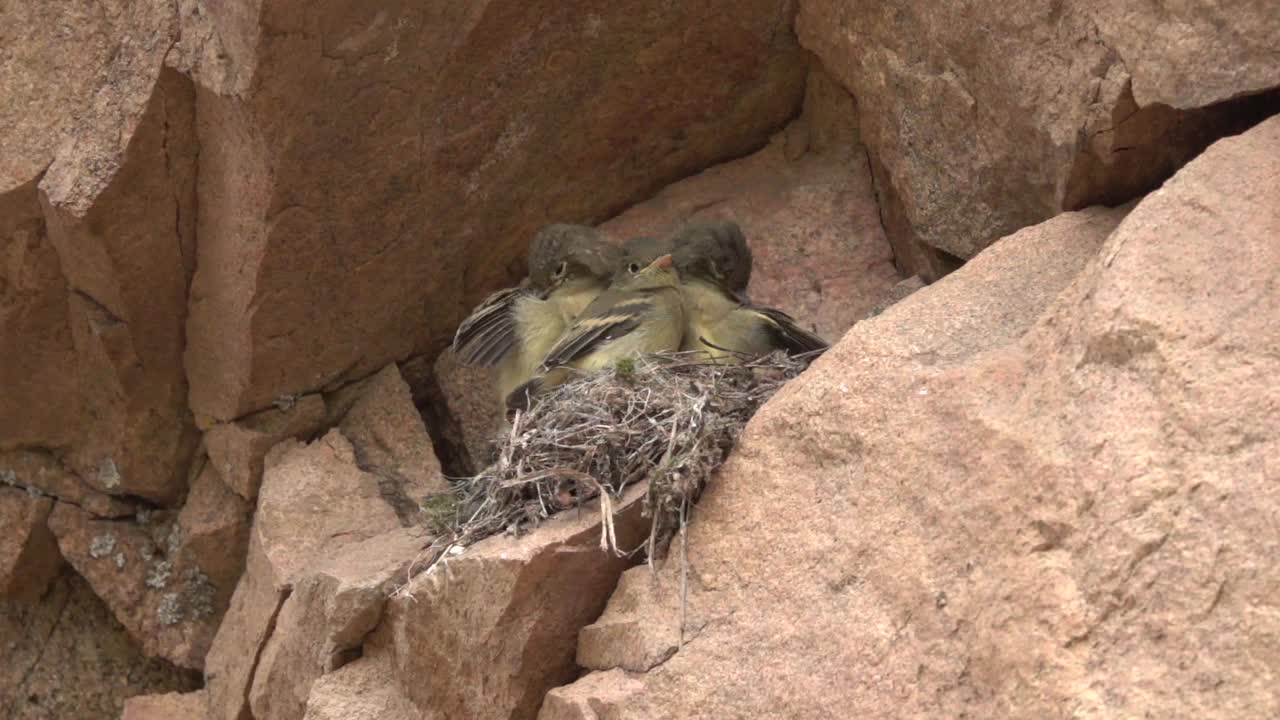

{"left": 538, "top": 669, "right": 643, "bottom": 720}
{"left": 335, "top": 364, "right": 450, "bottom": 520}
{"left": 600, "top": 96, "right": 898, "bottom": 344}
{"left": 122, "top": 690, "right": 208, "bottom": 720}
{"left": 1090, "top": 0, "right": 1280, "bottom": 108}
{"left": 796, "top": 0, "right": 1280, "bottom": 274}
{"left": 558, "top": 118, "right": 1280, "bottom": 718}
{"left": 302, "top": 646, "right": 416, "bottom": 720}
{"left": 2, "top": 2, "right": 198, "bottom": 505}
{"left": 249, "top": 529, "right": 425, "bottom": 720}
{"left": 0, "top": 450, "right": 136, "bottom": 518}
{"left": 387, "top": 487, "right": 649, "bottom": 720}
{"left": 46, "top": 467, "right": 251, "bottom": 670}
{"left": 0, "top": 488, "right": 60, "bottom": 601}
{"left": 204, "top": 429, "right": 408, "bottom": 720}
{"left": 184, "top": 0, "right": 807, "bottom": 422}
{"left": 0, "top": 573, "right": 199, "bottom": 720}
{"left": 203, "top": 394, "right": 327, "bottom": 501}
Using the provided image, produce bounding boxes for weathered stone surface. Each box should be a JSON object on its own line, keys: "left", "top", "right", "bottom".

{"left": 249, "top": 528, "right": 425, "bottom": 720}
{"left": 796, "top": 0, "right": 1280, "bottom": 274}
{"left": 0, "top": 488, "right": 60, "bottom": 601}
{"left": 204, "top": 430, "right": 406, "bottom": 720}
{"left": 601, "top": 105, "right": 897, "bottom": 344}
{"left": 430, "top": 349, "right": 500, "bottom": 474}
{"left": 46, "top": 470, "right": 248, "bottom": 671}
{"left": 336, "top": 364, "right": 449, "bottom": 520}
{"left": 122, "top": 690, "right": 208, "bottom": 720}
{"left": 203, "top": 394, "right": 327, "bottom": 501}
{"left": 566, "top": 119, "right": 1280, "bottom": 719}
{"left": 1091, "top": 1, "right": 1280, "bottom": 109}
{"left": 184, "top": 0, "right": 807, "bottom": 423}
{"left": 0, "top": 450, "right": 136, "bottom": 518}
{"left": 865, "top": 275, "right": 927, "bottom": 318}
{"left": 577, "top": 565, "right": 701, "bottom": 674}
{"left": 302, "top": 647, "right": 416, "bottom": 720}
{"left": 388, "top": 486, "right": 648, "bottom": 720}
{"left": 538, "top": 669, "right": 644, "bottom": 720}
{"left": 0, "top": 573, "right": 199, "bottom": 720}
{"left": 0, "top": 1, "right": 172, "bottom": 191}
{"left": 0, "top": 180, "right": 80, "bottom": 451}
{"left": 38, "top": 63, "right": 198, "bottom": 505}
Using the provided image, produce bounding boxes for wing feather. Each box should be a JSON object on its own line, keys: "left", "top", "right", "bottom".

{"left": 453, "top": 287, "right": 527, "bottom": 366}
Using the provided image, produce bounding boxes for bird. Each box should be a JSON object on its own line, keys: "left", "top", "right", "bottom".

{"left": 671, "top": 229, "right": 827, "bottom": 361}
{"left": 506, "top": 252, "right": 686, "bottom": 410}
{"left": 666, "top": 220, "right": 753, "bottom": 295}
{"left": 452, "top": 224, "right": 623, "bottom": 402}
{"left": 615, "top": 221, "right": 753, "bottom": 296}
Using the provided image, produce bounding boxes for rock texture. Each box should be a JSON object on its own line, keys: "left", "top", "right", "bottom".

{"left": 796, "top": 0, "right": 1280, "bottom": 276}
{"left": 203, "top": 394, "right": 327, "bottom": 501}
{"left": 0, "top": 488, "right": 60, "bottom": 601}
{"left": 183, "top": 0, "right": 807, "bottom": 423}
{"left": 46, "top": 466, "right": 251, "bottom": 671}
{"left": 387, "top": 487, "right": 649, "bottom": 720}
{"left": 301, "top": 648, "right": 415, "bottom": 720}
{"left": 0, "top": 573, "right": 199, "bottom": 720}
{"left": 538, "top": 669, "right": 644, "bottom": 720}
{"left": 203, "top": 430, "right": 408, "bottom": 720}
{"left": 122, "top": 690, "right": 208, "bottom": 720}
{"left": 601, "top": 69, "right": 897, "bottom": 342}
{"left": 555, "top": 118, "right": 1280, "bottom": 718}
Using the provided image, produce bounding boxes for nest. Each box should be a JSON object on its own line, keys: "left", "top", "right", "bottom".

{"left": 409, "top": 350, "right": 812, "bottom": 584}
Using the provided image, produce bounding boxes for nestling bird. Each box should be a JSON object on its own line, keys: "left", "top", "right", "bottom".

{"left": 506, "top": 252, "right": 686, "bottom": 410}
{"left": 616, "top": 220, "right": 753, "bottom": 296}
{"left": 672, "top": 229, "right": 827, "bottom": 361}
{"left": 452, "top": 224, "right": 622, "bottom": 401}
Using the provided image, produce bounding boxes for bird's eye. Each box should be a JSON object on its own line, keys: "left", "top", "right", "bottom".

{"left": 628, "top": 262, "right": 642, "bottom": 273}
{"left": 553, "top": 261, "right": 568, "bottom": 278}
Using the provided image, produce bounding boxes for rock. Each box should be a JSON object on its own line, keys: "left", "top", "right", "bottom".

{"left": 249, "top": 528, "right": 426, "bottom": 720}
{"left": 577, "top": 565, "right": 703, "bottom": 674}
{"left": 600, "top": 93, "right": 898, "bottom": 344}
{"left": 796, "top": 0, "right": 1280, "bottom": 275}
{"left": 430, "top": 349, "right": 501, "bottom": 474}
{"left": 865, "top": 275, "right": 927, "bottom": 318}
{"left": 203, "top": 394, "right": 327, "bottom": 501}
{"left": 46, "top": 474, "right": 248, "bottom": 671}
{"left": 0, "top": 179, "right": 81, "bottom": 452}
{"left": 387, "top": 486, "right": 649, "bottom": 720}
{"left": 0, "top": 573, "right": 199, "bottom": 720}
{"left": 0, "top": 449, "right": 136, "bottom": 518}
{"left": 1090, "top": 1, "right": 1280, "bottom": 109}
{"left": 121, "top": 690, "right": 208, "bottom": 720}
{"left": 184, "top": 0, "right": 806, "bottom": 423}
{"left": 565, "top": 119, "right": 1280, "bottom": 718}
{"left": 335, "top": 364, "right": 450, "bottom": 519}
{"left": 0, "top": 487, "right": 61, "bottom": 601}
{"left": 204, "top": 429, "right": 406, "bottom": 720}
{"left": 538, "top": 669, "right": 644, "bottom": 720}
{"left": 302, "top": 647, "right": 415, "bottom": 720}
{"left": 38, "top": 28, "right": 197, "bottom": 504}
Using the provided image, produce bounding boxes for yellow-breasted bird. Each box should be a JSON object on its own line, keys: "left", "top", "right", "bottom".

{"left": 616, "top": 221, "right": 753, "bottom": 296}
{"left": 452, "top": 224, "right": 623, "bottom": 401}
{"left": 506, "top": 252, "right": 686, "bottom": 410}
{"left": 672, "top": 228, "right": 827, "bottom": 361}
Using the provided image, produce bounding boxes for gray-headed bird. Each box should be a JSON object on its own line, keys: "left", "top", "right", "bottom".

{"left": 506, "top": 253, "right": 686, "bottom": 410}
{"left": 452, "top": 224, "right": 623, "bottom": 402}
{"left": 666, "top": 220, "right": 753, "bottom": 294}
{"left": 672, "top": 229, "right": 827, "bottom": 361}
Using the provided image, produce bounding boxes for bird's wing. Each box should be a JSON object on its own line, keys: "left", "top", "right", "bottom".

{"left": 540, "top": 297, "right": 654, "bottom": 369}
{"left": 752, "top": 306, "right": 829, "bottom": 356}
{"left": 452, "top": 287, "right": 528, "bottom": 366}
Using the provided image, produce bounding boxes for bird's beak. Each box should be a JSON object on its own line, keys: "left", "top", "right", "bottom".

{"left": 648, "top": 254, "right": 674, "bottom": 271}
